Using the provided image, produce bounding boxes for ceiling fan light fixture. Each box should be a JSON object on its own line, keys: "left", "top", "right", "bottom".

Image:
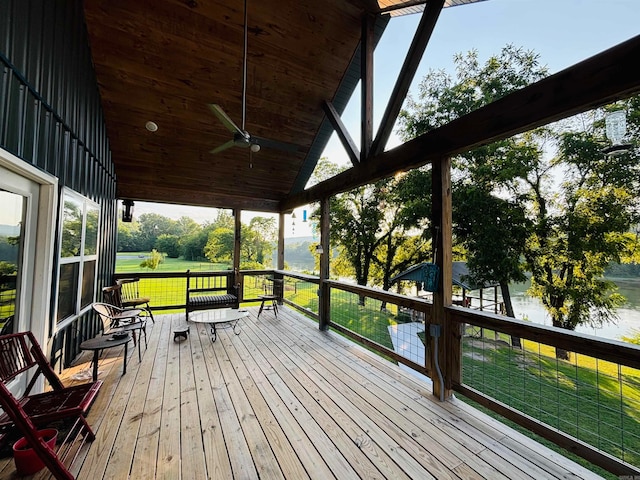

{"left": 250, "top": 143, "right": 260, "bottom": 153}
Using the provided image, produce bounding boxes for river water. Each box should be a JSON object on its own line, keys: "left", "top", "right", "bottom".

{"left": 508, "top": 278, "right": 640, "bottom": 341}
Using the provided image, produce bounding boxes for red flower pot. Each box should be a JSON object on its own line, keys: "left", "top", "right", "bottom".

{"left": 12, "top": 428, "right": 58, "bottom": 476}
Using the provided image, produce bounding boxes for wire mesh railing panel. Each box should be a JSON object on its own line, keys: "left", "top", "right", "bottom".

{"left": 461, "top": 327, "right": 640, "bottom": 467}
{"left": 241, "top": 274, "right": 274, "bottom": 302}
{"left": 329, "top": 289, "right": 428, "bottom": 366}
{"left": 283, "top": 277, "right": 318, "bottom": 316}
{"left": 135, "top": 276, "right": 187, "bottom": 311}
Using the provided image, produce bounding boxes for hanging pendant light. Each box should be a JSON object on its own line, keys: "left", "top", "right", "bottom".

{"left": 602, "top": 109, "right": 632, "bottom": 156}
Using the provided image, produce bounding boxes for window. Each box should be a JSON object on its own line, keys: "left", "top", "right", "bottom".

{"left": 56, "top": 190, "right": 99, "bottom": 323}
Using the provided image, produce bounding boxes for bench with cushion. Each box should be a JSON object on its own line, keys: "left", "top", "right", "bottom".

{"left": 185, "top": 270, "right": 239, "bottom": 320}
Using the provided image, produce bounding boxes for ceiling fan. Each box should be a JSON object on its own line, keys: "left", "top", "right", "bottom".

{"left": 208, "top": 0, "right": 299, "bottom": 155}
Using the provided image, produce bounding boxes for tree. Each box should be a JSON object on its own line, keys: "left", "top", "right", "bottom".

{"left": 117, "top": 220, "right": 144, "bottom": 252}
{"left": 524, "top": 110, "right": 640, "bottom": 358}
{"left": 155, "top": 234, "right": 181, "bottom": 258}
{"left": 399, "top": 45, "right": 546, "bottom": 327}
{"left": 204, "top": 227, "right": 234, "bottom": 263}
{"left": 310, "top": 160, "right": 433, "bottom": 303}
{"left": 399, "top": 45, "right": 640, "bottom": 358}
{"left": 140, "top": 249, "right": 164, "bottom": 270}
{"left": 137, "top": 213, "right": 177, "bottom": 251}
{"left": 329, "top": 182, "right": 386, "bottom": 294}
{"left": 247, "top": 217, "right": 277, "bottom": 265}
{"left": 371, "top": 169, "right": 434, "bottom": 297}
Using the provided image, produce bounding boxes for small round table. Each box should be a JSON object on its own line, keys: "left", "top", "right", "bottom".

{"left": 187, "top": 309, "right": 249, "bottom": 342}
{"left": 80, "top": 334, "right": 131, "bottom": 381}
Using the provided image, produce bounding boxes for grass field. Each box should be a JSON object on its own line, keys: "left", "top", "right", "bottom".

{"left": 116, "top": 252, "right": 230, "bottom": 273}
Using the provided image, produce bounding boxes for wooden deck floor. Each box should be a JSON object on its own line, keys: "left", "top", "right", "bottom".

{"left": 0, "top": 307, "right": 603, "bottom": 479}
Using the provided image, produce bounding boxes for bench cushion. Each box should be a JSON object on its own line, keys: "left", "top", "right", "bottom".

{"left": 189, "top": 294, "right": 237, "bottom": 307}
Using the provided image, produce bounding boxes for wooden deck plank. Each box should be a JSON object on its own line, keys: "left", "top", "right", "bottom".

{"left": 214, "top": 328, "right": 286, "bottom": 480}
{"left": 100, "top": 320, "right": 160, "bottom": 479}
{"left": 156, "top": 317, "right": 182, "bottom": 478}
{"left": 242, "top": 313, "right": 421, "bottom": 480}
{"left": 230, "top": 320, "right": 338, "bottom": 480}
{"left": 75, "top": 333, "right": 147, "bottom": 479}
{"left": 267, "top": 311, "right": 519, "bottom": 480}
{"left": 242, "top": 337, "right": 367, "bottom": 480}
{"left": 251, "top": 312, "right": 454, "bottom": 479}
{"left": 178, "top": 317, "right": 208, "bottom": 480}
{"left": 197, "top": 323, "right": 259, "bottom": 479}
{"left": 0, "top": 307, "right": 606, "bottom": 480}
{"left": 129, "top": 316, "right": 172, "bottom": 479}
{"left": 189, "top": 322, "right": 235, "bottom": 479}
{"left": 218, "top": 327, "right": 312, "bottom": 479}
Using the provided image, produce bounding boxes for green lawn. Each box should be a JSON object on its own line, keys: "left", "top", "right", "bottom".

{"left": 461, "top": 332, "right": 640, "bottom": 477}
{"left": 115, "top": 252, "right": 230, "bottom": 274}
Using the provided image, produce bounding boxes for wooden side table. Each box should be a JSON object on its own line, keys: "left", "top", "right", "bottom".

{"left": 80, "top": 334, "right": 131, "bottom": 381}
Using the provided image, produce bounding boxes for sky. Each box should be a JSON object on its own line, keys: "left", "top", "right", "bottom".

{"left": 131, "top": 0, "right": 640, "bottom": 237}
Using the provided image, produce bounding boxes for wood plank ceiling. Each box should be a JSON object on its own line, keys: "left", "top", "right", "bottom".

{"left": 82, "top": 0, "right": 481, "bottom": 212}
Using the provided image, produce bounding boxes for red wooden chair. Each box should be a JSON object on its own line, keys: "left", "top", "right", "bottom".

{"left": 0, "top": 331, "right": 102, "bottom": 479}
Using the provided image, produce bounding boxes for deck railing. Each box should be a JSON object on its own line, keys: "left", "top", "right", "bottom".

{"left": 110, "top": 269, "right": 640, "bottom": 475}
{"left": 449, "top": 306, "right": 640, "bottom": 476}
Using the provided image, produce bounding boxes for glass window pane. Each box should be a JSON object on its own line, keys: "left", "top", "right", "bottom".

{"left": 81, "top": 260, "right": 96, "bottom": 308}
{"left": 60, "top": 196, "right": 83, "bottom": 257}
{"left": 84, "top": 205, "right": 99, "bottom": 255}
{"left": 0, "top": 189, "right": 24, "bottom": 334}
{"left": 57, "top": 263, "right": 79, "bottom": 322}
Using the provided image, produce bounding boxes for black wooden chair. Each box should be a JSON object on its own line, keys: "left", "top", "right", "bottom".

{"left": 115, "top": 277, "right": 155, "bottom": 323}
{"left": 258, "top": 278, "right": 283, "bottom": 318}
{"left": 92, "top": 302, "right": 148, "bottom": 361}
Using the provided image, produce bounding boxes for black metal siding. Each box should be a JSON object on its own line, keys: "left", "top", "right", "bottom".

{"left": 0, "top": 0, "right": 117, "bottom": 364}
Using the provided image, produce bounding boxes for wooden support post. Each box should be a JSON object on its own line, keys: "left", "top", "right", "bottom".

{"left": 277, "top": 212, "right": 285, "bottom": 270}
{"left": 233, "top": 208, "right": 242, "bottom": 295}
{"left": 361, "top": 12, "right": 375, "bottom": 161}
{"left": 318, "top": 197, "right": 331, "bottom": 331}
{"left": 430, "top": 157, "right": 458, "bottom": 401}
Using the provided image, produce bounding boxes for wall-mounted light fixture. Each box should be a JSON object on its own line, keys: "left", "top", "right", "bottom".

{"left": 315, "top": 244, "right": 324, "bottom": 254}
{"left": 122, "top": 199, "right": 134, "bottom": 222}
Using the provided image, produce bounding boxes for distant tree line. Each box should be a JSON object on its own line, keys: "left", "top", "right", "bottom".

{"left": 117, "top": 210, "right": 283, "bottom": 269}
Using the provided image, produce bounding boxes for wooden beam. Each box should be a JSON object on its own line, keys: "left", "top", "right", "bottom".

{"left": 281, "top": 35, "right": 640, "bottom": 211}
{"left": 430, "top": 156, "right": 454, "bottom": 401}
{"left": 277, "top": 212, "right": 285, "bottom": 270}
{"left": 318, "top": 197, "right": 331, "bottom": 331}
{"left": 117, "top": 185, "right": 282, "bottom": 212}
{"left": 371, "top": 0, "right": 444, "bottom": 156}
{"left": 361, "top": 13, "right": 375, "bottom": 161}
{"left": 233, "top": 208, "right": 241, "bottom": 286}
{"left": 322, "top": 100, "right": 360, "bottom": 167}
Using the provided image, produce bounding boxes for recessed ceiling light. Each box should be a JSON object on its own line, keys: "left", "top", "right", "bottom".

{"left": 145, "top": 121, "right": 158, "bottom": 132}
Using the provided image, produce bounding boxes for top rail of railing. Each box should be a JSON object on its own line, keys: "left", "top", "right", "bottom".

{"left": 449, "top": 305, "right": 640, "bottom": 370}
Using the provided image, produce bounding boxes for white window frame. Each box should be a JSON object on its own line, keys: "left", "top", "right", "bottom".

{"left": 55, "top": 188, "right": 100, "bottom": 328}
{"left": 0, "top": 147, "right": 57, "bottom": 348}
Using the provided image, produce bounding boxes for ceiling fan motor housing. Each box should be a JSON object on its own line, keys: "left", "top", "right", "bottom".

{"left": 233, "top": 131, "right": 251, "bottom": 146}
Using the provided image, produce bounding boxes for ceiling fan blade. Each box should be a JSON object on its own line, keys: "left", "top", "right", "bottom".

{"left": 251, "top": 135, "right": 302, "bottom": 153}
{"left": 209, "top": 139, "right": 237, "bottom": 154}
{"left": 208, "top": 104, "right": 243, "bottom": 134}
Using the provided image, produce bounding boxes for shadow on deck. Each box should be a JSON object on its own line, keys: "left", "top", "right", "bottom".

{"left": 0, "top": 307, "right": 602, "bottom": 479}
